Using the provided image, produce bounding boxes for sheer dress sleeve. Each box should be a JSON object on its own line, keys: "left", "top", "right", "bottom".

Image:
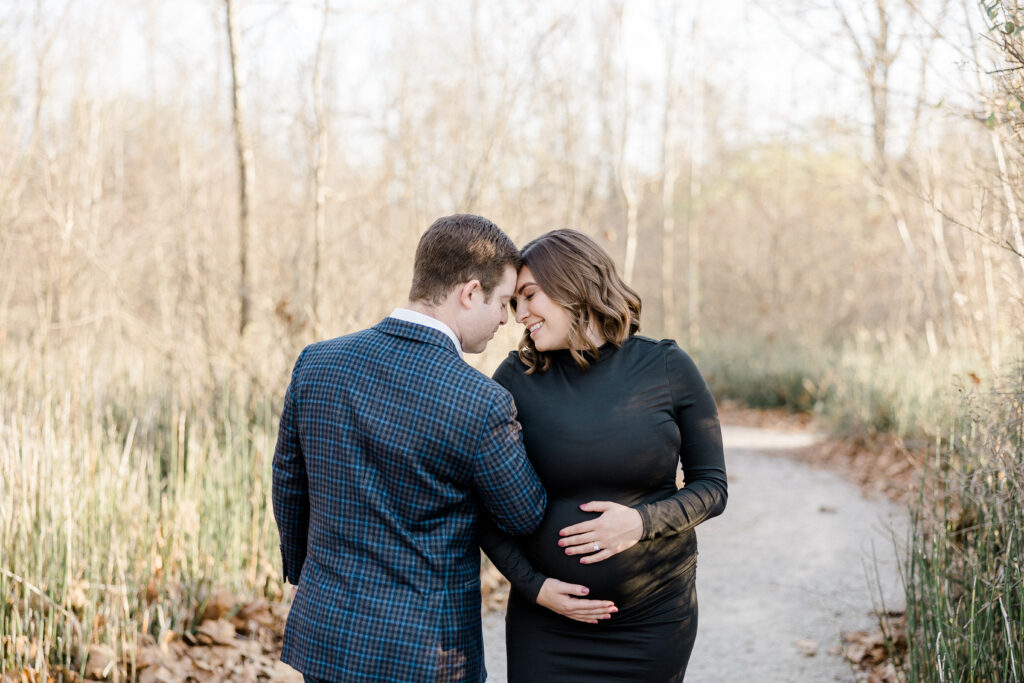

{"left": 634, "top": 345, "right": 727, "bottom": 540}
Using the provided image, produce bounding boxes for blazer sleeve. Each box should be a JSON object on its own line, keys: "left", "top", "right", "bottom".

{"left": 272, "top": 347, "right": 311, "bottom": 584}
{"left": 634, "top": 344, "right": 727, "bottom": 539}
{"left": 471, "top": 389, "right": 547, "bottom": 536}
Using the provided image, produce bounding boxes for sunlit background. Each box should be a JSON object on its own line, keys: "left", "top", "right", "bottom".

{"left": 1, "top": 0, "right": 1022, "bottom": 679}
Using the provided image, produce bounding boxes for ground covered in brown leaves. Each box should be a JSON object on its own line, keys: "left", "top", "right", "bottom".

{"left": 2, "top": 594, "right": 301, "bottom": 683}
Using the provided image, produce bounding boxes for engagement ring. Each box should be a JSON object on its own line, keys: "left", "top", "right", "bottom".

{"left": 593, "top": 542, "right": 600, "bottom": 552}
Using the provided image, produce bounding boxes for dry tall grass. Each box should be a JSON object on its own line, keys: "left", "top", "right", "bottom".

{"left": 1, "top": 358, "right": 281, "bottom": 677}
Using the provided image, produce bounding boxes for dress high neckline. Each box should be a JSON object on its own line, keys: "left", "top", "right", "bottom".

{"left": 549, "top": 339, "right": 623, "bottom": 367}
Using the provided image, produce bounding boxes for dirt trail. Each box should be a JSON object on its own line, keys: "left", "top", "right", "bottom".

{"left": 483, "top": 424, "right": 907, "bottom": 682}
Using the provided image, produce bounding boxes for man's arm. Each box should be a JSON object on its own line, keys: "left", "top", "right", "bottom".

{"left": 471, "top": 391, "right": 546, "bottom": 535}
{"left": 272, "top": 349, "right": 310, "bottom": 584}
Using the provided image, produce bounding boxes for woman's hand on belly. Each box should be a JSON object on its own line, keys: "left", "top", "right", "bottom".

{"left": 558, "top": 501, "right": 643, "bottom": 564}
{"left": 536, "top": 578, "right": 618, "bottom": 624}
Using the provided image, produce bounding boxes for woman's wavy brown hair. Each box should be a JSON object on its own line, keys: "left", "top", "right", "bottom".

{"left": 515, "top": 229, "right": 641, "bottom": 373}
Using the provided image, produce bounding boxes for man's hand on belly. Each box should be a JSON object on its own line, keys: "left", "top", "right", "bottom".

{"left": 557, "top": 501, "right": 643, "bottom": 564}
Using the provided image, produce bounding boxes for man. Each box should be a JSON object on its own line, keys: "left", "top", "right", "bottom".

{"left": 272, "top": 214, "right": 546, "bottom": 683}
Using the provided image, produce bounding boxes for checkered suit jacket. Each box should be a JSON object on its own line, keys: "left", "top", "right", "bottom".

{"left": 273, "top": 316, "right": 546, "bottom": 682}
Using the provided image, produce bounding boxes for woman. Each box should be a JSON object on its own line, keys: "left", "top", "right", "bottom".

{"left": 481, "top": 229, "right": 727, "bottom": 682}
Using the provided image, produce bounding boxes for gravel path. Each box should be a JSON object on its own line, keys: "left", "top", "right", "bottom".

{"left": 482, "top": 424, "right": 908, "bottom": 682}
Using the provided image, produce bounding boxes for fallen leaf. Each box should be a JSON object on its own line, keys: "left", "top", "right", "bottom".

{"left": 794, "top": 638, "right": 818, "bottom": 657}
{"left": 196, "top": 619, "right": 237, "bottom": 646}
{"left": 84, "top": 644, "right": 116, "bottom": 679}
{"left": 231, "top": 599, "right": 278, "bottom": 633}
{"left": 134, "top": 645, "right": 164, "bottom": 670}
{"left": 202, "top": 591, "right": 238, "bottom": 621}
{"left": 137, "top": 667, "right": 170, "bottom": 683}
{"left": 845, "top": 641, "right": 867, "bottom": 663}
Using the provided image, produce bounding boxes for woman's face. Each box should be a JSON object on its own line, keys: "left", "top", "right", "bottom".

{"left": 513, "top": 266, "right": 572, "bottom": 351}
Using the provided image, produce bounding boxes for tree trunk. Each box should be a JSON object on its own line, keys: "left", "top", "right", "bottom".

{"left": 225, "top": 0, "right": 254, "bottom": 336}
{"left": 615, "top": 4, "right": 637, "bottom": 284}
{"left": 686, "top": 3, "right": 704, "bottom": 349}
{"left": 659, "top": 1, "right": 680, "bottom": 337}
{"left": 311, "top": 0, "right": 330, "bottom": 335}
{"left": 988, "top": 128, "right": 1024, "bottom": 279}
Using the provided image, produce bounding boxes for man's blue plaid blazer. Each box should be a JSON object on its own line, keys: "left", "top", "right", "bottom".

{"left": 273, "top": 316, "right": 546, "bottom": 682}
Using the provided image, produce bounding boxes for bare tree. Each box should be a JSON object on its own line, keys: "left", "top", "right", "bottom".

{"left": 605, "top": 1, "right": 639, "bottom": 284}
{"left": 658, "top": 0, "right": 681, "bottom": 337}
{"left": 225, "top": 0, "right": 255, "bottom": 336}
{"left": 834, "top": 0, "right": 905, "bottom": 171}
{"left": 311, "top": 0, "right": 330, "bottom": 334}
{"left": 685, "top": 3, "right": 705, "bottom": 348}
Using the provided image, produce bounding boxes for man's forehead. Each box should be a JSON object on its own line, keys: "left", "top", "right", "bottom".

{"left": 489, "top": 267, "right": 517, "bottom": 298}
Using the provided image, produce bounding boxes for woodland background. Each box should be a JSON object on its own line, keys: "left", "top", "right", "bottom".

{"left": 1, "top": 0, "right": 1022, "bottom": 680}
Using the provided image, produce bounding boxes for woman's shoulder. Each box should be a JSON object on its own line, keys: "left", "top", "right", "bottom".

{"left": 492, "top": 350, "right": 529, "bottom": 385}
{"left": 622, "top": 335, "right": 703, "bottom": 375}
{"left": 624, "top": 334, "right": 691, "bottom": 358}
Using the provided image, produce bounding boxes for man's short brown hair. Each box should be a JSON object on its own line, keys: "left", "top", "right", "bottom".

{"left": 409, "top": 214, "right": 521, "bottom": 304}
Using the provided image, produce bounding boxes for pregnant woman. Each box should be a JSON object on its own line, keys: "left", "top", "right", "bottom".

{"left": 481, "top": 229, "right": 727, "bottom": 682}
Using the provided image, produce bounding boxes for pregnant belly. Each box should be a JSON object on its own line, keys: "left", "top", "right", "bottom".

{"left": 525, "top": 497, "right": 663, "bottom": 606}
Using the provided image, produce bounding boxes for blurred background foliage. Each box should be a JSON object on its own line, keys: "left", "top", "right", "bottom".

{"left": 1, "top": 0, "right": 1022, "bottom": 678}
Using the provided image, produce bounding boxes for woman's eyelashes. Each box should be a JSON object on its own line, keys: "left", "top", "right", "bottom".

{"left": 511, "top": 293, "right": 534, "bottom": 313}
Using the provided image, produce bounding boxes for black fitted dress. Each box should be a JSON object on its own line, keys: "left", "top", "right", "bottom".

{"left": 481, "top": 336, "right": 727, "bottom": 683}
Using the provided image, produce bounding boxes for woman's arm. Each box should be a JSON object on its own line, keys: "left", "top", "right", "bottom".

{"left": 635, "top": 344, "right": 727, "bottom": 539}
{"left": 479, "top": 516, "right": 617, "bottom": 623}
{"left": 478, "top": 515, "right": 546, "bottom": 601}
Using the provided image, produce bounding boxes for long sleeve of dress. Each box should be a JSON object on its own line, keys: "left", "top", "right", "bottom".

{"left": 479, "top": 515, "right": 547, "bottom": 602}
{"left": 634, "top": 346, "right": 727, "bottom": 540}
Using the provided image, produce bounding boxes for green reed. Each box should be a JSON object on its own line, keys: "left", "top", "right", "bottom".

{"left": 0, "top": 372, "right": 284, "bottom": 679}
{"left": 894, "top": 366, "right": 1024, "bottom": 682}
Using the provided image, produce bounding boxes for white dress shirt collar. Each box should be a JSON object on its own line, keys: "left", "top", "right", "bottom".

{"left": 389, "top": 308, "right": 463, "bottom": 358}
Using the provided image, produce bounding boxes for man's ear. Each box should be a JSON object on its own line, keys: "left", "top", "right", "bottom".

{"left": 459, "top": 279, "right": 482, "bottom": 308}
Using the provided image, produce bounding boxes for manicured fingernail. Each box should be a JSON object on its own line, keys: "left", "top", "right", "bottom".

{"left": 580, "top": 588, "right": 589, "bottom": 595}
{"left": 611, "top": 607, "right": 618, "bottom": 613}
